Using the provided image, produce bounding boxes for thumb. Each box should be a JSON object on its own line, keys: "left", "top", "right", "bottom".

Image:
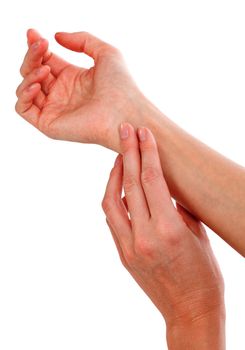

{"left": 55, "top": 31, "right": 112, "bottom": 61}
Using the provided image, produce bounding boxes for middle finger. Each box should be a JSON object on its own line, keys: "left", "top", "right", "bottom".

{"left": 119, "top": 123, "right": 150, "bottom": 225}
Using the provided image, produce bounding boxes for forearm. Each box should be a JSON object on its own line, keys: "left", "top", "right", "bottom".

{"left": 148, "top": 104, "right": 245, "bottom": 256}
{"left": 108, "top": 96, "right": 245, "bottom": 256}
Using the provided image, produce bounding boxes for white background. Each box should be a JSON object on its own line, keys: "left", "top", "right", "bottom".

{"left": 0, "top": 0, "right": 244, "bottom": 349}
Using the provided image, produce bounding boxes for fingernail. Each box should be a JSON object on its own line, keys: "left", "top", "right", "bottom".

{"left": 114, "top": 154, "right": 121, "bottom": 167}
{"left": 32, "top": 40, "right": 41, "bottom": 49}
{"left": 120, "top": 123, "right": 129, "bottom": 140}
{"left": 138, "top": 127, "right": 147, "bottom": 142}
{"left": 36, "top": 67, "right": 43, "bottom": 75}
{"left": 27, "top": 83, "right": 38, "bottom": 91}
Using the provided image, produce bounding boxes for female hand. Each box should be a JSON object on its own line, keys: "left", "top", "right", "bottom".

{"left": 102, "top": 123, "right": 225, "bottom": 349}
{"left": 15, "top": 29, "right": 144, "bottom": 150}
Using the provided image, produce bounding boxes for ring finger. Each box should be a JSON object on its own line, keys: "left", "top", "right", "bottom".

{"left": 16, "top": 65, "right": 50, "bottom": 109}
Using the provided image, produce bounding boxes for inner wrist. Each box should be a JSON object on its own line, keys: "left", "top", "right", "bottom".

{"left": 105, "top": 93, "right": 166, "bottom": 153}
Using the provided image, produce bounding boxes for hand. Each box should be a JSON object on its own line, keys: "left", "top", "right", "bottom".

{"left": 102, "top": 123, "right": 225, "bottom": 347}
{"left": 15, "top": 29, "right": 144, "bottom": 150}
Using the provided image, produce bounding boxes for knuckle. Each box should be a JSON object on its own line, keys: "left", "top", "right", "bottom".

{"left": 124, "top": 248, "right": 136, "bottom": 267}
{"left": 140, "top": 141, "right": 155, "bottom": 151}
{"left": 15, "top": 84, "right": 22, "bottom": 98}
{"left": 154, "top": 219, "right": 183, "bottom": 247}
{"left": 141, "top": 166, "right": 161, "bottom": 185}
{"left": 42, "top": 51, "right": 53, "bottom": 64}
{"left": 123, "top": 175, "right": 139, "bottom": 194}
{"left": 15, "top": 100, "right": 20, "bottom": 114}
{"left": 164, "top": 231, "right": 181, "bottom": 248}
{"left": 134, "top": 238, "right": 156, "bottom": 259}
{"left": 19, "top": 65, "right": 25, "bottom": 77}
{"left": 101, "top": 196, "right": 114, "bottom": 215}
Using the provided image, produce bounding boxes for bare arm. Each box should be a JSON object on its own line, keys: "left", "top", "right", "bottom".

{"left": 127, "top": 99, "right": 245, "bottom": 256}
{"left": 16, "top": 29, "right": 245, "bottom": 256}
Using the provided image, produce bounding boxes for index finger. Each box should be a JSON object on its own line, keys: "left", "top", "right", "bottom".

{"left": 27, "top": 29, "right": 69, "bottom": 76}
{"left": 138, "top": 127, "right": 176, "bottom": 221}
{"left": 119, "top": 123, "right": 150, "bottom": 224}
{"left": 20, "top": 38, "right": 49, "bottom": 77}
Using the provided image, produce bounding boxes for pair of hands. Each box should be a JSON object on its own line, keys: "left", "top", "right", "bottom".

{"left": 16, "top": 29, "right": 224, "bottom": 336}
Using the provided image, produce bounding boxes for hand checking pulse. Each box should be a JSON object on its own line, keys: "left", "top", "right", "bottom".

{"left": 102, "top": 123, "right": 225, "bottom": 349}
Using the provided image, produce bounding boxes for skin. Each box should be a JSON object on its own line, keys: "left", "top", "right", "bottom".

{"left": 15, "top": 29, "right": 243, "bottom": 345}
{"left": 15, "top": 29, "right": 245, "bottom": 256}
{"left": 102, "top": 123, "right": 225, "bottom": 349}
{"left": 15, "top": 29, "right": 142, "bottom": 147}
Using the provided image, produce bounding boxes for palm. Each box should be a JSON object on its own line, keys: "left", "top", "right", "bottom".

{"left": 41, "top": 56, "right": 137, "bottom": 146}
{"left": 40, "top": 64, "right": 98, "bottom": 142}
{"left": 17, "top": 30, "right": 139, "bottom": 148}
{"left": 45, "top": 63, "right": 124, "bottom": 144}
{"left": 43, "top": 65, "right": 87, "bottom": 117}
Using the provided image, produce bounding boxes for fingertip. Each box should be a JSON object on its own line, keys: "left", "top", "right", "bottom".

{"left": 55, "top": 32, "right": 66, "bottom": 41}
{"left": 27, "top": 28, "right": 37, "bottom": 36}
{"left": 54, "top": 33, "right": 65, "bottom": 45}
{"left": 138, "top": 126, "right": 156, "bottom": 145}
{"left": 27, "top": 28, "right": 34, "bottom": 46}
{"left": 27, "top": 28, "right": 43, "bottom": 46}
{"left": 42, "top": 64, "right": 51, "bottom": 73}
{"left": 114, "top": 154, "right": 122, "bottom": 167}
{"left": 119, "top": 122, "right": 136, "bottom": 141}
{"left": 137, "top": 127, "right": 147, "bottom": 142}
{"left": 55, "top": 31, "right": 66, "bottom": 36}
{"left": 25, "top": 82, "right": 41, "bottom": 94}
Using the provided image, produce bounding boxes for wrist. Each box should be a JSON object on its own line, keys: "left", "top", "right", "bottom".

{"left": 166, "top": 305, "right": 226, "bottom": 350}
{"left": 103, "top": 92, "right": 166, "bottom": 152}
